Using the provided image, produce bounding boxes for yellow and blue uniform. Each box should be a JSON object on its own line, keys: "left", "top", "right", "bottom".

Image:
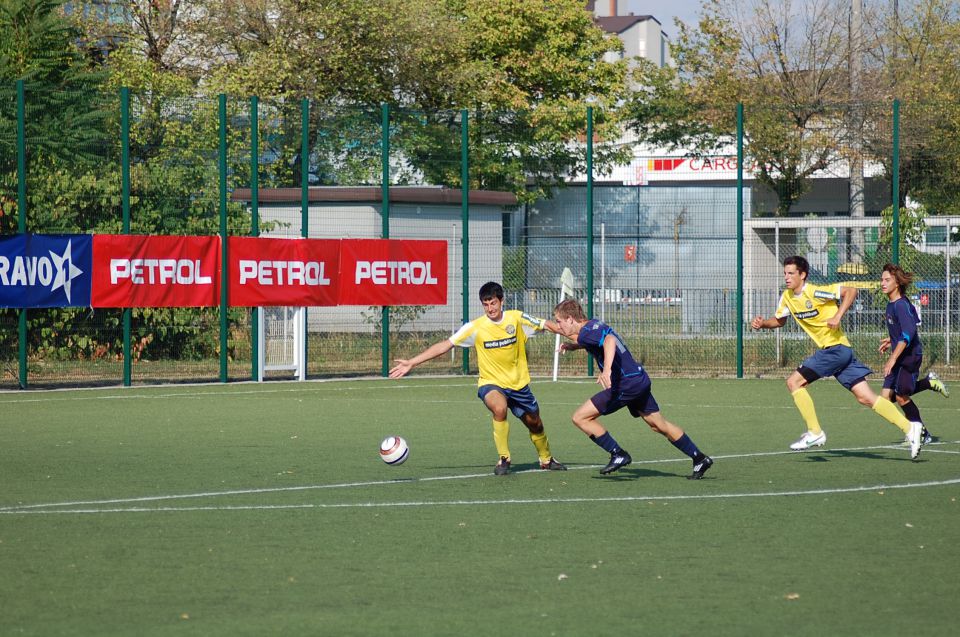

{"left": 774, "top": 282, "right": 870, "bottom": 389}
{"left": 450, "top": 310, "right": 545, "bottom": 391}
{"left": 450, "top": 309, "right": 553, "bottom": 463}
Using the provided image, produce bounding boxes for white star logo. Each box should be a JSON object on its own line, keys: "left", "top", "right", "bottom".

{"left": 48, "top": 240, "right": 84, "bottom": 304}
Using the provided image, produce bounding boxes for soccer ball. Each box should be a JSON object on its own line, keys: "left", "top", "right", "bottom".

{"left": 379, "top": 435, "right": 409, "bottom": 465}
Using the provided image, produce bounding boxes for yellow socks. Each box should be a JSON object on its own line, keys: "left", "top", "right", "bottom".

{"left": 492, "top": 419, "right": 510, "bottom": 460}
{"left": 791, "top": 387, "right": 822, "bottom": 434}
{"left": 872, "top": 397, "right": 912, "bottom": 434}
{"left": 529, "top": 431, "right": 552, "bottom": 464}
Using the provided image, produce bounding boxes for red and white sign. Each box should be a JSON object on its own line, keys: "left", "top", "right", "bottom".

{"left": 338, "top": 239, "right": 447, "bottom": 306}
{"left": 228, "top": 237, "right": 340, "bottom": 307}
{"left": 91, "top": 235, "right": 220, "bottom": 307}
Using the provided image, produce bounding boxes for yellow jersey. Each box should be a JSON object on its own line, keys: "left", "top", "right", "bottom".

{"left": 775, "top": 282, "right": 851, "bottom": 349}
{"left": 449, "top": 309, "right": 545, "bottom": 389}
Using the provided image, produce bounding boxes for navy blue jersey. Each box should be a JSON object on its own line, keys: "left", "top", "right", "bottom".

{"left": 576, "top": 319, "right": 648, "bottom": 385}
{"left": 885, "top": 297, "right": 922, "bottom": 358}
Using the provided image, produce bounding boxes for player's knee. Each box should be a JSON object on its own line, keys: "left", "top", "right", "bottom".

{"left": 524, "top": 417, "right": 544, "bottom": 434}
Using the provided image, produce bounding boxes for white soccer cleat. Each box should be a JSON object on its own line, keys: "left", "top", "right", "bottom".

{"left": 908, "top": 421, "right": 923, "bottom": 460}
{"left": 927, "top": 371, "right": 949, "bottom": 398}
{"left": 790, "top": 431, "right": 826, "bottom": 451}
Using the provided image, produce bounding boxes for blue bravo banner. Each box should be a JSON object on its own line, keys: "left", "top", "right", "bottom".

{"left": 0, "top": 234, "right": 93, "bottom": 308}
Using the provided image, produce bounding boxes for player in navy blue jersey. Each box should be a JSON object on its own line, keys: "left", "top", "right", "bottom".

{"left": 879, "top": 263, "right": 949, "bottom": 445}
{"left": 551, "top": 298, "right": 713, "bottom": 479}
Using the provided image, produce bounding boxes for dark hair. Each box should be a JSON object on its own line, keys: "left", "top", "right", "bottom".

{"left": 783, "top": 255, "right": 809, "bottom": 277}
{"left": 478, "top": 281, "right": 504, "bottom": 301}
{"left": 554, "top": 298, "right": 587, "bottom": 321}
{"left": 882, "top": 263, "right": 913, "bottom": 294}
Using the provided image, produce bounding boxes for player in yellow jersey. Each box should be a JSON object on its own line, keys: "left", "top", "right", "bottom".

{"left": 389, "top": 281, "right": 566, "bottom": 475}
{"left": 751, "top": 256, "right": 923, "bottom": 459}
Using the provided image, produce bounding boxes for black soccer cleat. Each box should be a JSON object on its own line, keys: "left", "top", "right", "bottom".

{"left": 688, "top": 455, "right": 713, "bottom": 480}
{"left": 540, "top": 457, "right": 567, "bottom": 471}
{"left": 600, "top": 450, "right": 632, "bottom": 475}
{"left": 494, "top": 456, "right": 511, "bottom": 476}
{"left": 922, "top": 427, "right": 937, "bottom": 445}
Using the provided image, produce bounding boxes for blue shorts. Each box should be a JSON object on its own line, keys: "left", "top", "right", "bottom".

{"left": 882, "top": 352, "right": 922, "bottom": 396}
{"left": 798, "top": 345, "right": 872, "bottom": 390}
{"left": 478, "top": 384, "right": 540, "bottom": 419}
{"left": 590, "top": 375, "right": 660, "bottom": 418}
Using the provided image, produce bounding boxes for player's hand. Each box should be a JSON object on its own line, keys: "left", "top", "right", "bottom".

{"left": 883, "top": 357, "right": 895, "bottom": 377}
{"left": 878, "top": 337, "right": 891, "bottom": 353}
{"left": 597, "top": 370, "right": 612, "bottom": 389}
{"left": 750, "top": 316, "right": 764, "bottom": 330}
{"left": 826, "top": 316, "right": 841, "bottom": 330}
{"left": 389, "top": 360, "right": 412, "bottom": 379}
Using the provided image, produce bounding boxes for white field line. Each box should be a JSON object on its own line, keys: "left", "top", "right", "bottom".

{"left": 1, "top": 442, "right": 958, "bottom": 516}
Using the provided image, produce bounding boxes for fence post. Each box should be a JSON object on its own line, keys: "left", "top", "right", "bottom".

{"left": 736, "top": 102, "right": 744, "bottom": 378}
{"left": 250, "top": 95, "right": 260, "bottom": 381}
{"left": 16, "top": 79, "right": 27, "bottom": 389}
{"left": 121, "top": 87, "right": 132, "bottom": 386}
{"left": 461, "top": 109, "right": 470, "bottom": 375}
{"left": 892, "top": 99, "right": 900, "bottom": 264}
{"left": 301, "top": 98, "right": 310, "bottom": 377}
{"left": 380, "top": 103, "right": 390, "bottom": 377}
{"left": 586, "top": 106, "right": 594, "bottom": 376}
{"left": 219, "top": 94, "right": 229, "bottom": 382}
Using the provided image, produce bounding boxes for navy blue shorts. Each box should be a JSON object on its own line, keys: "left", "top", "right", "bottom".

{"left": 478, "top": 384, "right": 540, "bottom": 419}
{"left": 798, "top": 345, "right": 872, "bottom": 390}
{"left": 590, "top": 376, "right": 660, "bottom": 418}
{"left": 882, "top": 352, "right": 922, "bottom": 396}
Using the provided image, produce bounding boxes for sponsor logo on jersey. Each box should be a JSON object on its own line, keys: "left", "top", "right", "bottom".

{"left": 355, "top": 260, "right": 438, "bottom": 285}
{"left": 484, "top": 336, "right": 517, "bottom": 349}
{"left": 795, "top": 309, "right": 819, "bottom": 319}
{"left": 813, "top": 290, "right": 836, "bottom": 299}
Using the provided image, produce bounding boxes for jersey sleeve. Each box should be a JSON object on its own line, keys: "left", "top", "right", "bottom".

{"left": 813, "top": 283, "right": 842, "bottom": 301}
{"left": 894, "top": 300, "right": 919, "bottom": 344}
{"left": 449, "top": 320, "right": 477, "bottom": 348}
{"left": 519, "top": 312, "right": 546, "bottom": 337}
{"left": 774, "top": 290, "right": 791, "bottom": 319}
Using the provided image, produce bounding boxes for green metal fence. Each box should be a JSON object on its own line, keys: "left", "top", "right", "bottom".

{"left": 2, "top": 85, "right": 958, "bottom": 389}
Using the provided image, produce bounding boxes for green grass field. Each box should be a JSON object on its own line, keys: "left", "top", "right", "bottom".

{"left": 1, "top": 377, "right": 958, "bottom": 636}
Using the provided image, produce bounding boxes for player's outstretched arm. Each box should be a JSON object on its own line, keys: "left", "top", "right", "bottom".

{"left": 751, "top": 315, "right": 787, "bottom": 330}
{"left": 389, "top": 339, "right": 454, "bottom": 379}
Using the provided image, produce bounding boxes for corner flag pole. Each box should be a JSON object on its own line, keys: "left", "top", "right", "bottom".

{"left": 553, "top": 267, "right": 576, "bottom": 381}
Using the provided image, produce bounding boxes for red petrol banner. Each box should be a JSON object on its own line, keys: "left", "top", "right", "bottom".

{"left": 338, "top": 239, "right": 447, "bottom": 306}
{"left": 91, "top": 235, "right": 220, "bottom": 307}
{"left": 228, "top": 237, "right": 340, "bottom": 307}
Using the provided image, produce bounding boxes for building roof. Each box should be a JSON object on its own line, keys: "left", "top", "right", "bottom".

{"left": 596, "top": 15, "right": 659, "bottom": 35}
{"left": 231, "top": 186, "right": 517, "bottom": 206}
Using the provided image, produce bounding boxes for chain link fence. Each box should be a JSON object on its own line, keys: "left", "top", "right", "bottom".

{"left": 2, "top": 87, "right": 958, "bottom": 388}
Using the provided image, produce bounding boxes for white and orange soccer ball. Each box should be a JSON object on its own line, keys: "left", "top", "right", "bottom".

{"left": 379, "top": 435, "right": 410, "bottom": 465}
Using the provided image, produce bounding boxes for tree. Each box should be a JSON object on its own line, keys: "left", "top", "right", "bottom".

{"left": 0, "top": 0, "right": 110, "bottom": 233}
{"left": 864, "top": 0, "right": 960, "bottom": 216}
{"left": 627, "top": 0, "right": 860, "bottom": 216}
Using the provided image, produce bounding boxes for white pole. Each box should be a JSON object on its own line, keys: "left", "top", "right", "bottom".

{"left": 601, "top": 222, "right": 606, "bottom": 321}
{"left": 946, "top": 218, "right": 953, "bottom": 366}
{"left": 775, "top": 221, "right": 781, "bottom": 363}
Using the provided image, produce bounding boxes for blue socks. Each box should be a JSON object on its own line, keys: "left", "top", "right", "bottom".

{"left": 672, "top": 433, "right": 705, "bottom": 461}
{"left": 590, "top": 432, "right": 621, "bottom": 454}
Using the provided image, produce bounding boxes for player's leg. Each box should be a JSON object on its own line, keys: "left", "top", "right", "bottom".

{"left": 479, "top": 385, "right": 512, "bottom": 474}
{"left": 890, "top": 360, "right": 935, "bottom": 444}
{"left": 786, "top": 367, "right": 826, "bottom": 450}
{"left": 571, "top": 393, "right": 632, "bottom": 474}
{"left": 640, "top": 410, "right": 713, "bottom": 480}
{"left": 914, "top": 371, "right": 949, "bottom": 398}
{"left": 849, "top": 379, "right": 922, "bottom": 459}
{"left": 517, "top": 405, "right": 566, "bottom": 471}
